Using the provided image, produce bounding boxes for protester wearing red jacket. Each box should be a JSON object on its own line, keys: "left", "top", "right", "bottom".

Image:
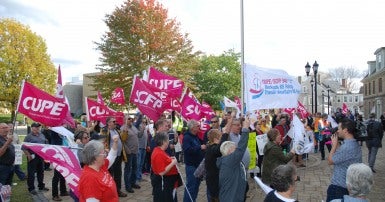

{"left": 151, "top": 132, "right": 179, "bottom": 202}
{"left": 79, "top": 136, "right": 119, "bottom": 202}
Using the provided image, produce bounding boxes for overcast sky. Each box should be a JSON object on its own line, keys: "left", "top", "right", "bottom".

{"left": 1, "top": 0, "right": 385, "bottom": 83}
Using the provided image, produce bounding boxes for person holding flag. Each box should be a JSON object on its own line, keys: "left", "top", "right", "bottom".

{"left": 79, "top": 135, "right": 120, "bottom": 202}
{"left": 22, "top": 122, "right": 49, "bottom": 195}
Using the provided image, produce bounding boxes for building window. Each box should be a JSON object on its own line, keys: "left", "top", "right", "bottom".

{"left": 369, "top": 82, "right": 371, "bottom": 95}
{"left": 344, "top": 96, "right": 348, "bottom": 102}
{"left": 355, "top": 96, "right": 359, "bottom": 102}
{"left": 373, "top": 80, "right": 376, "bottom": 94}
{"left": 364, "top": 84, "right": 367, "bottom": 95}
{"left": 379, "top": 54, "right": 382, "bottom": 69}
{"left": 348, "top": 96, "right": 353, "bottom": 103}
{"left": 379, "top": 78, "right": 383, "bottom": 93}
{"left": 337, "top": 96, "right": 341, "bottom": 103}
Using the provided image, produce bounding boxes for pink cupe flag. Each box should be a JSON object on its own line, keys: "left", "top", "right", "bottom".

{"left": 297, "top": 101, "right": 310, "bottom": 119}
{"left": 129, "top": 76, "right": 165, "bottom": 121}
{"left": 234, "top": 96, "right": 242, "bottom": 111}
{"left": 147, "top": 67, "right": 185, "bottom": 97}
{"left": 17, "top": 81, "right": 69, "bottom": 127}
{"left": 22, "top": 143, "right": 81, "bottom": 198}
{"left": 180, "top": 89, "right": 204, "bottom": 121}
{"left": 97, "top": 91, "right": 105, "bottom": 105}
{"left": 342, "top": 103, "right": 348, "bottom": 115}
{"left": 111, "top": 88, "right": 125, "bottom": 105}
{"left": 56, "top": 65, "right": 75, "bottom": 128}
{"left": 85, "top": 97, "right": 124, "bottom": 125}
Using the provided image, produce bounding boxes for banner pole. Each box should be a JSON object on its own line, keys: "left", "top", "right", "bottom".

{"left": 240, "top": 0, "right": 245, "bottom": 116}
{"left": 175, "top": 164, "right": 193, "bottom": 202}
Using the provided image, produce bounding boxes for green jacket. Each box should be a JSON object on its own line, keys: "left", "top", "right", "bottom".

{"left": 261, "top": 141, "right": 294, "bottom": 185}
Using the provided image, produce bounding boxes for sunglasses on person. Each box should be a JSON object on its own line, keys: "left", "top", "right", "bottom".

{"left": 210, "top": 121, "right": 218, "bottom": 123}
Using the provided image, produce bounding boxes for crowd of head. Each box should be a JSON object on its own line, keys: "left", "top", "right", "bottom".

{"left": 0, "top": 108, "right": 382, "bottom": 201}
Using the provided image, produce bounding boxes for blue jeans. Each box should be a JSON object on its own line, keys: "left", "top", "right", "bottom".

{"left": 183, "top": 165, "right": 201, "bottom": 202}
{"left": 11, "top": 164, "right": 26, "bottom": 181}
{"left": 0, "top": 164, "right": 14, "bottom": 185}
{"left": 326, "top": 184, "right": 348, "bottom": 202}
{"left": 124, "top": 153, "right": 138, "bottom": 190}
{"left": 368, "top": 146, "right": 379, "bottom": 168}
{"left": 136, "top": 148, "right": 146, "bottom": 181}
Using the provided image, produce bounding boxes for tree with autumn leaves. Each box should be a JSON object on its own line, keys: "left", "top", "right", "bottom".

{"left": 0, "top": 18, "right": 56, "bottom": 121}
{"left": 93, "top": 0, "right": 201, "bottom": 106}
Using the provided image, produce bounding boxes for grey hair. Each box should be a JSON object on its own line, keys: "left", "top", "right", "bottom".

{"left": 270, "top": 164, "right": 296, "bottom": 192}
{"left": 187, "top": 120, "right": 199, "bottom": 130}
{"left": 220, "top": 141, "right": 236, "bottom": 156}
{"left": 153, "top": 132, "right": 168, "bottom": 146}
{"left": 346, "top": 163, "right": 373, "bottom": 197}
{"left": 81, "top": 140, "right": 104, "bottom": 165}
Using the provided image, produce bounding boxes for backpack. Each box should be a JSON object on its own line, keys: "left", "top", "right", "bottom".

{"left": 355, "top": 121, "right": 368, "bottom": 141}
{"left": 366, "top": 120, "right": 379, "bottom": 139}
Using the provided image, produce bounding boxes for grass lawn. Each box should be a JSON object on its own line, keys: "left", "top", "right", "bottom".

{"left": 0, "top": 113, "right": 26, "bottom": 124}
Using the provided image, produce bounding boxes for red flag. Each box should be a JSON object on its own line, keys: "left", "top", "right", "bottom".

{"left": 234, "top": 96, "right": 242, "bottom": 111}
{"left": 141, "top": 79, "right": 182, "bottom": 113}
{"left": 111, "top": 88, "right": 125, "bottom": 105}
{"left": 23, "top": 143, "right": 81, "bottom": 198}
{"left": 85, "top": 97, "right": 124, "bottom": 125}
{"left": 297, "top": 101, "right": 310, "bottom": 119}
{"left": 147, "top": 67, "right": 185, "bottom": 97}
{"left": 17, "top": 81, "right": 69, "bottom": 127}
{"left": 97, "top": 91, "right": 105, "bottom": 105}
{"left": 55, "top": 65, "right": 75, "bottom": 128}
{"left": 283, "top": 108, "right": 295, "bottom": 120}
{"left": 198, "top": 121, "right": 210, "bottom": 140}
{"left": 342, "top": 103, "right": 348, "bottom": 115}
{"left": 55, "top": 65, "right": 64, "bottom": 99}
{"left": 201, "top": 101, "right": 215, "bottom": 120}
{"left": 129, "top": 76, "right": 165, "bottom": 121}
{"left": 180, "top": 89, "right": 204, "bottom": 121}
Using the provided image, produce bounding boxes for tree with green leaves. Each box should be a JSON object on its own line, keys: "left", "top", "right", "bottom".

{"left": 193, "top": 49, "right": 241, "bottom": 110}
{"left": 0, "top": 18, "right": 56, "bottom": 121}
{"left": 93, "top": 0, "right": 200, "bottom": 107}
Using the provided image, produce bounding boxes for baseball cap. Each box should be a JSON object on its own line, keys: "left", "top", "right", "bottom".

{"left": 31, "top": 122, "right": 41, "bottom": 127}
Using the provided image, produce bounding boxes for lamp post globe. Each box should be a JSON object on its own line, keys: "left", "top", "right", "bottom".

{"left": 305, "top": 62, "right": 311, "bottom": 76}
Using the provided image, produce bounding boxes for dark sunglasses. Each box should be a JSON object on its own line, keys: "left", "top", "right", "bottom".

{"left": 211, "top": 121, "right": 218, "bottom": 123}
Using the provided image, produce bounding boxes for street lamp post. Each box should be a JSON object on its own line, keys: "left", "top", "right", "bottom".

{"left": 321, "top": 90, "right": 325, "bottom": 114}
{"left": 327, "top": 85, "right": 331, "bottom": 114}
{"left": 310, "top": 79, "right": 314, "bottom": 114}
{"left": 305, "top": 61, "right": 319, "bottom": 113}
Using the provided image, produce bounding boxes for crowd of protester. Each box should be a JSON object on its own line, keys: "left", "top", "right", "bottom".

{"left": 0, "top": 107, "right": 383, "bottom": 202}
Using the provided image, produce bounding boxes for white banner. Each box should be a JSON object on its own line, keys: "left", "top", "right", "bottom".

{"left": 292, "top": 115, "right": 314, "bottom": 154}
{"left": 50, "top": 126, "right": 76, "bottom": 147}
{"left": 244, "top": 64, "right": 301, "bottom": 111}
{"left": 256, "top": 134, "right": 268, "bottom": 155}
{"left": 14, "top": 144, "right": 23, "bottom": 165}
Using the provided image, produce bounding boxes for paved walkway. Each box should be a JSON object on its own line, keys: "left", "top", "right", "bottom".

{"left": 33, "top": 139, "right": 384, "bottom": 202}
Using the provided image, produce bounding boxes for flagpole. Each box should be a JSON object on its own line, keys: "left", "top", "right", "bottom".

{"left": 240, "top": 0, "right": 245, "bottom": 115}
